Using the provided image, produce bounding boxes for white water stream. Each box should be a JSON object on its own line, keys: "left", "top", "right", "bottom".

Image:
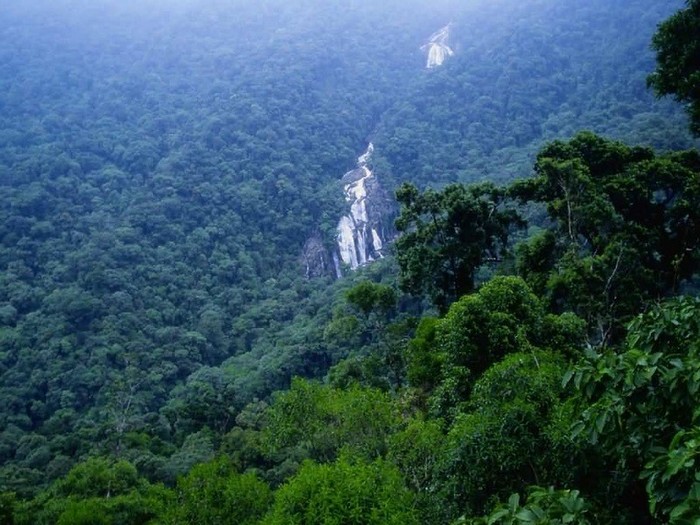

{"left": 422, "top": 24, "right": 454, "bottom": 68}
{"left": 336, "top": 143, "right": 382, "bottom": 275}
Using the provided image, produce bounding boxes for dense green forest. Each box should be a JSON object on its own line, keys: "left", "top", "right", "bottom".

{"left": 1, "top": 0, "right": 700, "bottom": 523}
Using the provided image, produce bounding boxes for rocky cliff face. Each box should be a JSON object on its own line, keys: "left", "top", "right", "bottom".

{"left": 301, "top": 232, "right": 333, "bottom": 279}
{"left": 422, "top": 24, "right": 454, "bottom": 68}
{"left": 334, "top": 143, "right": 394, "bottom": 277}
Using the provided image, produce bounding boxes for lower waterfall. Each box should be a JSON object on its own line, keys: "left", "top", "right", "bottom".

{"left": 335, "top": 143, "right": 387, "bottom": 276}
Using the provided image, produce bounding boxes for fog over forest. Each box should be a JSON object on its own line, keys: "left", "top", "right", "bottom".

{"left": 1, "top": 0, "right": 699, "bottom": 523}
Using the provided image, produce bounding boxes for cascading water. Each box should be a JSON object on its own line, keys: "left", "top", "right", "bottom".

{"left": 422, "top": 24, "right": 454, "bottom": 68}
{"left": 304, "top": 26, "right": 455, "bottom": 280}
{"left": 311, "top": 25, "right": 456, "bottom": 280}
{"left": 335, "top": 143, "right": 386, "bottom": 276}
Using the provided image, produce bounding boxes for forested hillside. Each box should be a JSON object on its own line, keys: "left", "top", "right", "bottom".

{"left": 1, "top": 0, "right": 699, "bottom": 523}
{"left": 0, "top": 0, "right": 446, "bottom": 492}
{"left": 373, "top": 0, "right": 695, "bottom": 188}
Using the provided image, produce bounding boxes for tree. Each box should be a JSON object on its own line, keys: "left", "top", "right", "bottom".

{"left": 439, "top": 350, "right": 581, "bottom": 517}
{"left": 13, "top": 458, "right": 171, "bottom": 525}
{"left": 262, "top": 379, "right": 398, "bottom": 465}
{"left": 569, "top": 296, "right": 700, "bottom": 523}
{"left": 162, "top": 366, "right": 238, "bottom": 436}
{"left": 511, "top": 132, "right": 700, "bottom": 343}
{"left": 404, "top": 316, "right": 441, "bottom": 397}
{"left": 424, "top": 276, "right": 584, "bottom": 418}
{"left": 388, "top": 418, "right": 447, "bottom": 521}
{"left": 261, "top": 455, "right": 420, "bottom": 525}
{"left": 0, "top": 492, "right": 16, "bottom": 525}
{"left": 648, "top": 0, "right": 700, "bottom": 135}
{"left": 341, "top": 281, "right": 408, "bottom": 390}
{"left": 395, "top": 182, "right": 521, "bottom": 313}
{"left": 345, "top": 281, "right": 397, "bottom": 318}
{"left": 162, "top": 456, "right": 271, "bottom": 525}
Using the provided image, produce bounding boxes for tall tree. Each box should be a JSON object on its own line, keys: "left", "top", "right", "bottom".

{"left": 648, "top": 0, "right": 700, "bottom": 135}
{"left": 511, "top": 132, "right": 700, "bottom": 343}
{"left": 162, "top": 457, "right": 271, "bottom": 525}
{"left": 394, "top": 182, "right": 521, "bottom": 313}
{"left": 420, "top": 276, "right": 584, "bottom": 420}
{"left": 261, "top": 455, "right": 420, "bottom": 525}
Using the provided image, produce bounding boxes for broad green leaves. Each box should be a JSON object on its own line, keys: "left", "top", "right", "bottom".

{"left": 571, "top": 297, "right": 700, "bottom": 523}
{"left": 465, "top": 487, "right": 592, "bottom": 525}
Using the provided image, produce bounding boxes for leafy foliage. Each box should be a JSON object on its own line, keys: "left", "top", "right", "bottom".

{"left": 570, "top": 297, "right": 700, "bottom": 522}
{"left": 395, "top": 183, "right": 521, "bottom": 312}
{"left": 261, "top": 455, "right": 420, "bottom": 525}
{"left": 0, "top": 0, "right": 445, "bottom": 490}
{"left": 649, "top": 0, "right": 700, "bottom": 135}
{"left": 345, "top": 281, "right": 397, "bottom": 318}
{"left": 262, "top": 379, "right": 399, "bottom": 466}
{"left": 464, "top": 487, "right": 592, "bottom": 525}
{"left": 423, "top": 276, "right": 585, "bottom": 418}
{"left": 511, "top": 132, "right": 700, "bottom": 342}
{"left": 439, "top": 351, "right": 581, "bottom": 516}
{"left": 13, "top": 458, "right": 171, "bottom": 525}
{"left": 1, "top": 0, "right": 699, "bottom": 523}
{"left": 162, "top": 457, "right": 271, "bottom": 525}
{"left": 374, "top": 0, "right": 695, "bottom": 190}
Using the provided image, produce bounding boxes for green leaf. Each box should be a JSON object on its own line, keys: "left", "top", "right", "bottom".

{"left": 595, "top": 411, "right": 608, "bottom": 434}
{"left": 562, "top": 369, "right": 574, "bottom": 388}
{"left": 508, "top": 493, "right": 521, "bottom": 512}
{"left": 515, "top": 509, "right": 536, "bottom": 523}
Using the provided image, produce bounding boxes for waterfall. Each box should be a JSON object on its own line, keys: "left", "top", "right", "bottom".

{"left": 335, "top": 143, "right": 385, "bottom": 273}
{"left": 422, "top": 24, "right": 454, "bottom": 68}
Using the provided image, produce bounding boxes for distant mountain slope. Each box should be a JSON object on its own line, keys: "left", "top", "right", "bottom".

{"left": 373, "top": 0, "right": 695, "bottom": 188}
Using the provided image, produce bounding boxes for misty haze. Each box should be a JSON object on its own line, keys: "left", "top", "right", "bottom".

{"left": 1, "top": 0, "right": 699, "bottom": 523}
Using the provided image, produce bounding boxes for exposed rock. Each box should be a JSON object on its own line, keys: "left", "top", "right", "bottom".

{"left": 301, "top": 232, "right": 332, "bottom": 279}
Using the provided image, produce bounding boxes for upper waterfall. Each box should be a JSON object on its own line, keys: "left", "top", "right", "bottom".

{"left": 422, "top": 24, "right": 454, "bottom": 68}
